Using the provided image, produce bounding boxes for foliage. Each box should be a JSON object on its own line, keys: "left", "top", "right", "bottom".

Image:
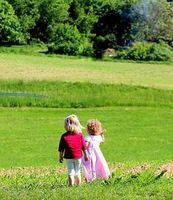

{"left": 48, "top": 23, "right": 93, "bottom": 56}
{"left": 0, "top": 1, "right": 24, "bottom": 44}
{"left": 92, "top": 0, "right": 138, "bottom": 57}
{"left": 6, "top": 0, "right": 40, "bottom": 43}
{"left": 1, "top": 0, "right": 173, "bottom": 57}
{"left": 33, "top": 0, "right": 69, "bottom": 42}
{"left": 68, "top": 0, "right": 98, "bottom": 34}
{"left": 117, "top": 42, "right": 173, "bottom": 61}
{"left": 131, "top": 0, "right": 173, "bottom": 43}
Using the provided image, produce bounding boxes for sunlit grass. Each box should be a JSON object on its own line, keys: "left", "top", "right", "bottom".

{"left": 0, "top": 46, "right": 173, "bottom": 199}
{"left": 0, "top": 107, "right": 173, "bottom": 168}
{"left": 1, "top": 52, "right": 173, "bottom": 89}
{"left": 0, "top": 165, "right": 172, "bottom": 200}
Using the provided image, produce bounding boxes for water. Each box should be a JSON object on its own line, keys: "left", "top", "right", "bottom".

{"left": 0, "top": 92, "right": 44, "bottom": 98}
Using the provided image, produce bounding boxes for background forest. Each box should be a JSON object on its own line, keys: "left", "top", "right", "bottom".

{"left": 1, "top": 0, "right": 173, "bottom": 60}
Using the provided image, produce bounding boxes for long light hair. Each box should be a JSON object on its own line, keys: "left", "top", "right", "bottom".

{"left": 64, "top": 114, "right": 84, "bottom": 133}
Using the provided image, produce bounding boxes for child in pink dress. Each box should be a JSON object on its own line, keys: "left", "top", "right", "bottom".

{"left": 82, "top": 119, "right": 110, "bottom": 182}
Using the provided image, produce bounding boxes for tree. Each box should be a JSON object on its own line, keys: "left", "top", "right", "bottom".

{"left": 131, "top": 0, "right": 173, "bottom": 43}
{"left": 68, "top": 0, "right": 98, "bottom": 34}
{"left": 0, "top": 0, "right": 24, "bottom": 44}
{"left": 32, "top": 0, "right": 69, "bottom": 42}
{"left": 7, "top": 0, "right": 40, "bottom": 43}
{"left": 92, "top": 0, "right": 138, "bottom": 57}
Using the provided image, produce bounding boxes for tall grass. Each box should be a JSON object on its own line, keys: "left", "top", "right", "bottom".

{"left": 0, "top": 80, "right": 173, "bottom": 108}
{"left": 0, "top": 44, "right": 47, "bottom": 55}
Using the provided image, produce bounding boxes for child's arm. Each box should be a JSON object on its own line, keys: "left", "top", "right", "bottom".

{"left": 85, "top": 141, "right": 90, "bottom": 148}
{"left": 99, "top": 134, "right": 105, "bottom": 144}
{"left": 83, "top": 149, "right": 89, "bottom": 161}
{"left": 81, "top": 134, "right": 89, "bottom": 161}
{"left": 101, "top": 134, "right": 105, "bottom": 143}
{"left": 58, "top": 135, "right": 65, "bottom": 163}
{"left": 59, "top": 150, "right": 64, "bottom": 163}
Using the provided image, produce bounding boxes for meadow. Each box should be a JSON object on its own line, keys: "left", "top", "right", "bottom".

{"left": 1, "top": 51, "right": 173, "bottom": 89}
{"left": 0, "top": 48, "right": 173, "bottom": 199}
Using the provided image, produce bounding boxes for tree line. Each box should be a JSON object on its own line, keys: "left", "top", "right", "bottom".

{"left": 1, "top": 0, "right": 173, "bottom": 60}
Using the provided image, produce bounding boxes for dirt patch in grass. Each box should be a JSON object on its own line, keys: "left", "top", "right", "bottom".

{"left": 0, "top": 167, "right": 66, "bottom": 177}
{"left": 0, "top": 163, "right": 173, "bottom": 178}
{"left": 155, "top": 162, "right": 173, "bottom": 177}
{"left": 128, "top": 163, "right": 150, "bottom": 175}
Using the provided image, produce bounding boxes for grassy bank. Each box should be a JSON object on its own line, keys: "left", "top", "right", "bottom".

{"left": 0, "top": 80, "right": 173, "bottom": 108}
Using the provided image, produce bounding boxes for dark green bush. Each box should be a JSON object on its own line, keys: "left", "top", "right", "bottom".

{"left": 116, "top": 42, "right": 173, "bottom": 61}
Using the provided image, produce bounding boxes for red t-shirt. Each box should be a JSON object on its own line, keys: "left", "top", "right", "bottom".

{"left": 58, "top": 131, "right": 86, "bottom": 159}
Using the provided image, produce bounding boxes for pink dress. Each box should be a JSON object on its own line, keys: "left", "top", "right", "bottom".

{"left": 82, "top": 134, "right": 110, "bottom": 182}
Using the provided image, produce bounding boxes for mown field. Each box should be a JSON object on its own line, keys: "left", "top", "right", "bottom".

{"left": 0, "top": 48, "right": 173, "bottom": 199}
{"left": 0, "top": 107, "right": 173, "bottom": 168}
{"left": 1, "top": 51, "right": 173, "bottom": 89}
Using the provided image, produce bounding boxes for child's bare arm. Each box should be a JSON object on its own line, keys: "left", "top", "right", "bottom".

{"left": 100, "top": 134, "right": 105, "bottom": 144}
{"left": 83, "top": 149, "right": 89, "bottom": 161}
{"left": 85, "top": 141, "right": 90, "bottom": 148}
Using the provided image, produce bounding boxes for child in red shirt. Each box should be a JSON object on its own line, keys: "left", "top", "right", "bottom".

{"left": 58, "top": 114, "right": 88, "bottom": 186}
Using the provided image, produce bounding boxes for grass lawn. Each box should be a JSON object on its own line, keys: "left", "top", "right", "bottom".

{"left": 0, "top": 53, "right": 173, "bottom": 89}
{"left": 0, "top": 48, "right": 173, "bottom": 199}
{"left": 0, "top": 107, "right": 173, "bottom": 199}
{"left": 0, "top": 107, "right": 173, "bottom": 168}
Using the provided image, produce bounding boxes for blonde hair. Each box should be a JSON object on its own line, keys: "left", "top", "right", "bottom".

{"left": 87, "top": 119, "right": 104, "bottom": 136}
{"left": 64, "top": 114, "right": 84, "bottom": 133}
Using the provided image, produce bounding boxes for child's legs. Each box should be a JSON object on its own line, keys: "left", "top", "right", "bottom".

{"left": 68, "top": 175, "right": 75, "bottom": 186}
{"left": 66, "top": 159, "right": 75, "bottom": 186}
{"left": 66, "top": 159, "right": 82, "bottom": 186}
{"left": 73, "top": 159, "right": 82, "bottom": 185}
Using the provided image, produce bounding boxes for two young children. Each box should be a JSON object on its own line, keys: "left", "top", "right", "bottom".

{"left": 58, "top": 114, "right": 110, "bottom": 186}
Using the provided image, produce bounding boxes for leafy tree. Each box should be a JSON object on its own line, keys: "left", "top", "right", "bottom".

{"left": 68, "top": 0, "right": 98, "bottom": 34}
{"left": 7, "top": 0, "right": 40, "bottom": 42}
{"left": 131, "top": 0, "right": 173, "bottom": 43}
{"left": 32, "top": 0, "right": 69, "bottom": 42}
{"left": 92, "top": 0, "right": 138, "bottom": 57}
{"left": 0, "top": 0, "right": 24, "bottom": 44}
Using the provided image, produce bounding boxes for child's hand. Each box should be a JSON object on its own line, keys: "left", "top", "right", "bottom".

{"left": 59, "top": 157, "right": 63, "bottom": 163}
{"left": 59, "top": 151, "right": 64, "bottom": 163}
{"left": 84, "top": 154, "right": 89, "bottom": 162}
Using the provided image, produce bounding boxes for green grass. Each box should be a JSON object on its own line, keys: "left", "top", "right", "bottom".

{"left": 0, "top": 107, "right": 173, "bottom": 168}
{"left": 0, "top": 46, "right": 173, "bottom": 199}
{"left": 1, "top": 51, "right": 173, "bottom": 89}
{"left": 0, "top": 166, "right": 173, "bottom": 200}
{"left": 0, "top": 80, "right": 173, "bottom": 108}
